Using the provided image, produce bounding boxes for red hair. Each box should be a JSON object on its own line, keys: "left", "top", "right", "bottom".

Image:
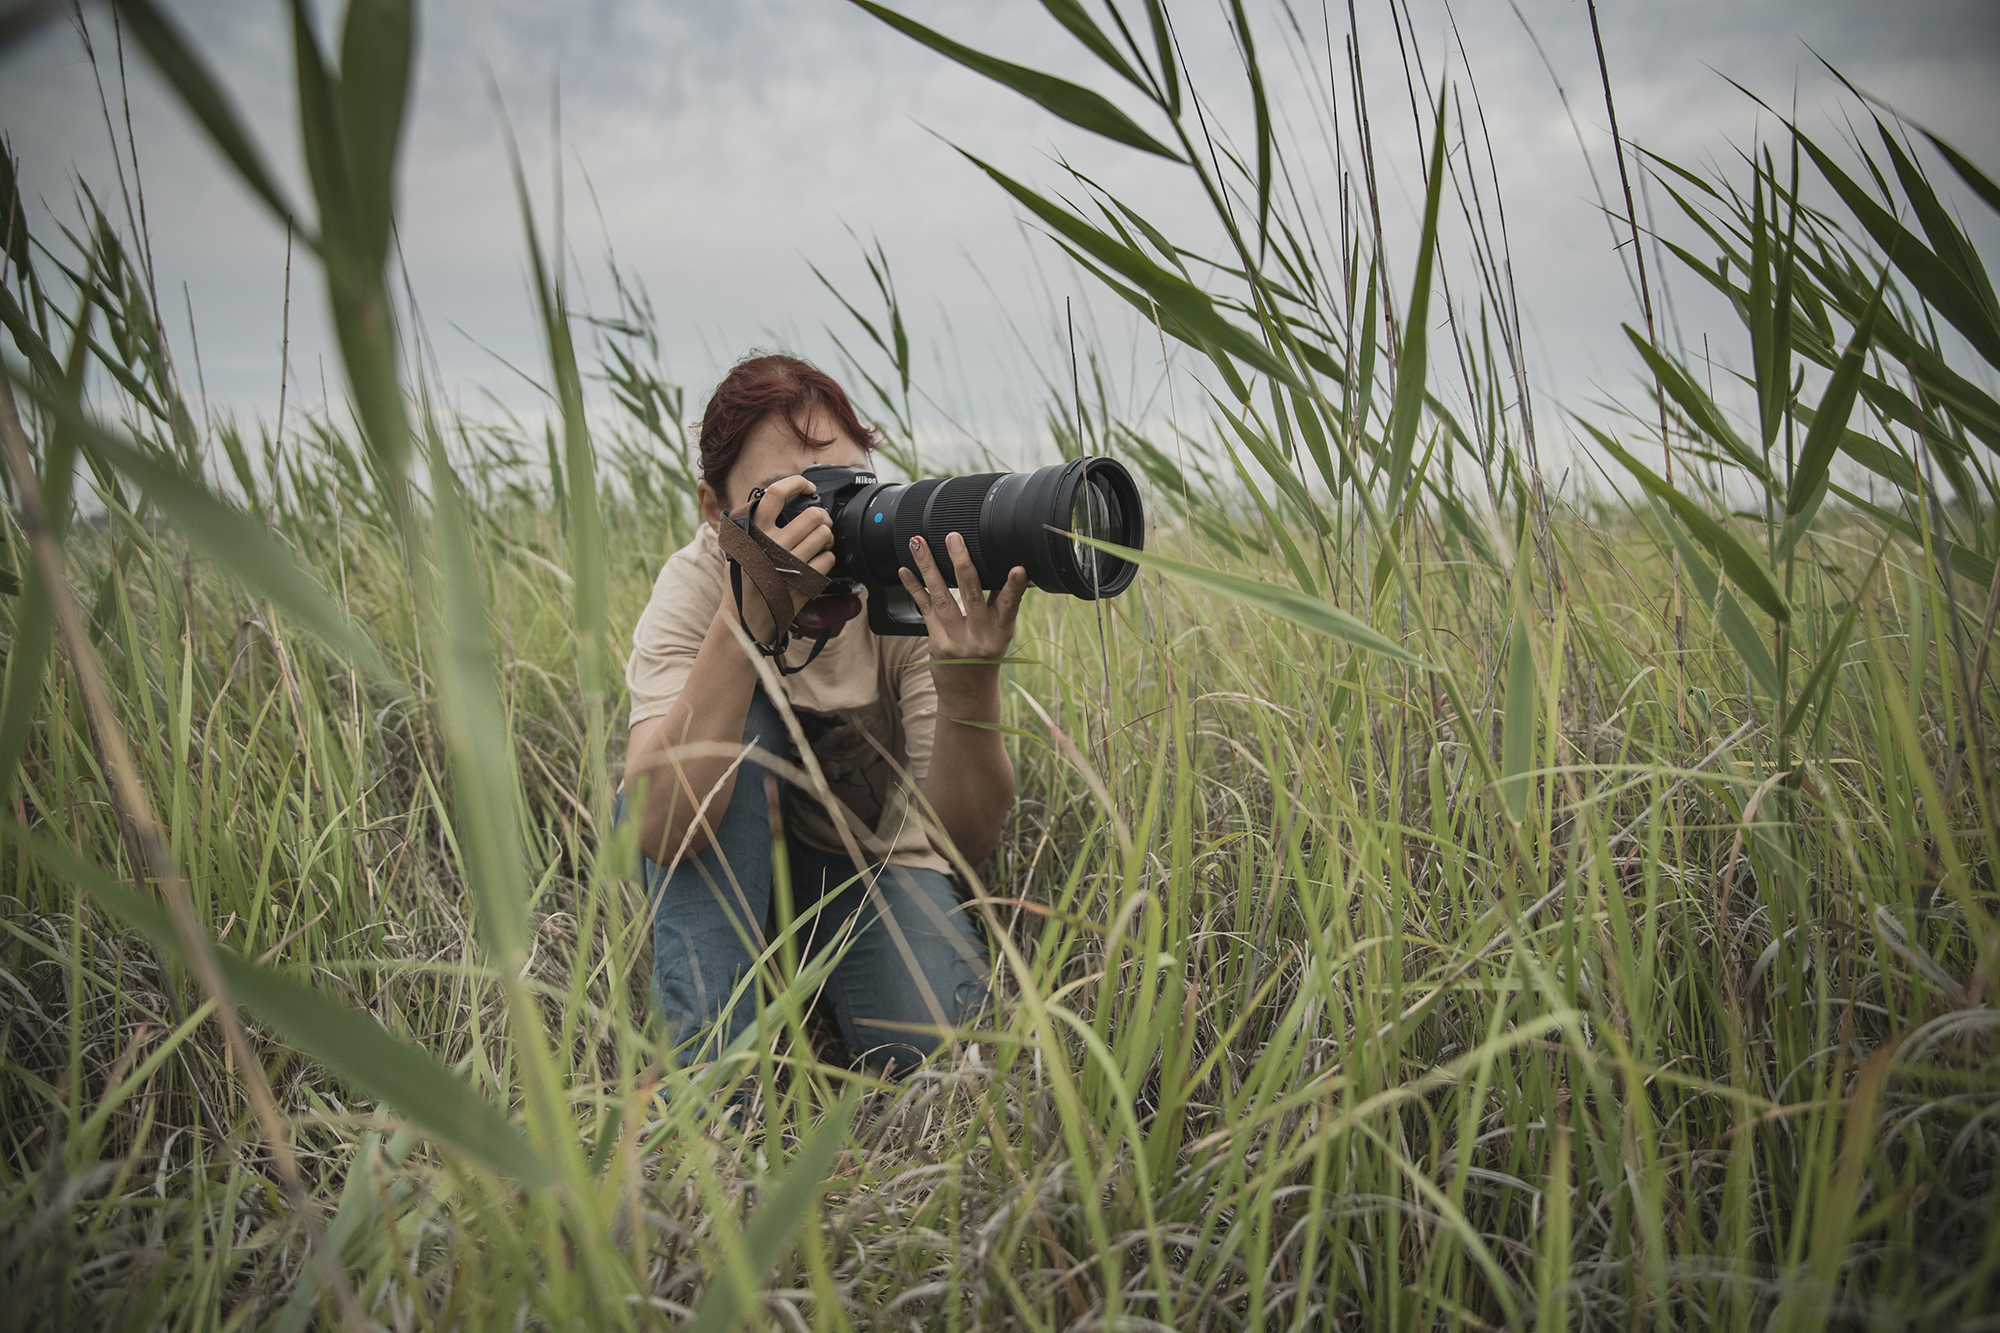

{"left": 697, "top": 353, "right": 877, "bottom": 496}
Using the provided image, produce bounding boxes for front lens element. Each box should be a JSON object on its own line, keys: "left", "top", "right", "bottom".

{"left": 1070, "top": 478, "right": 1117, "bottom": 587}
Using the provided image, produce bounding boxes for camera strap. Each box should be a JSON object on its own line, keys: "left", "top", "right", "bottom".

{"left": 717, "top": 498, "right": 834, "bottom": 677}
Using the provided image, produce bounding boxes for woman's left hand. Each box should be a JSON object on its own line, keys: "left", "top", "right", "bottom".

{"left": 900, "top": 534, "right": 1028, "bottom": 696}
{"left": 903, "top": 533, "right": 1026, "bottom": 858}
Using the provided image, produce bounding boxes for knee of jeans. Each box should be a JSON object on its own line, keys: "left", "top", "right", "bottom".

{"left": 952, "top": 972, "right": 992, "bottom": 1025}
{"left": 851, "top": 977, "right": 985, "bottom": 1077}
{"left": 856, "top": 1032, "right": 942, "bottom": 1079}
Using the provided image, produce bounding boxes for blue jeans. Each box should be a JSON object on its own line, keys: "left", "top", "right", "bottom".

{"left": 624, "top": 689, "right": 989, "bottom": 1076}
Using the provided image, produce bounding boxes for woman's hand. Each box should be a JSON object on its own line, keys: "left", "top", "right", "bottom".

{"left": 725, "top": 474, "right": 836, "bottom": 640}
{"left": 903, "top": 532, "right": 1026, "bottom": 861}
{"left": 900, "top": 533, "right": 1028, "bottom": 706}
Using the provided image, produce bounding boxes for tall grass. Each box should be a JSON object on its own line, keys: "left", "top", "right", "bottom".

{"left": 2, "top": 1, "right": 1995, "bottom": 1329}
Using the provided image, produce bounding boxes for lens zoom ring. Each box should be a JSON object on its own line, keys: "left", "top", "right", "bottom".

{"left": 926, "top": 473, "right": 1002, "bottom": 583}
{"left": 892, "top": 479, "right": 945, "bottom": 568}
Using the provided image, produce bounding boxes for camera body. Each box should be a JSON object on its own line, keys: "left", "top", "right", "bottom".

{"left": 728, "top": 457, "right": 1144, "bottom": 636}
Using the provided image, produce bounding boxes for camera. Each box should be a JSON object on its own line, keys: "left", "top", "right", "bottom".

{"left": 733, "top": 456, "right": 1145, "bottom": 636}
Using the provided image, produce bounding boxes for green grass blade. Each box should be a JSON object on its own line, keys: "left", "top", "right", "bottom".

{"left": 1534, "top": 1106, "right": 1573, "bottom": 1333}
{"left": 427, "top": 452, "right": 531, "bottom": 966}
{"left": 1645, "top": 494, "right": 1718, "bottom": 604}
{"left": 289, "top": 0, "right": 411, "bottom": 484}
{"left": 1621, "top": 327, "right": 1767, "bottom": 480}
{"left": 335, "top": 0, "right": 415, "bottom": 272}
{"left": 0, "top": 283, "right": 89, "bottom": 807}
{"left": 1781, "top": 1041, "right": 1898, "bottom": 1331}
{"left": 1864, "top": 355, "right": 2000, "bottom": 452}
{"left": 1501, "top": 525, "right": 1536, "bottom": 823}
{"left": 1779, "top": 580, "right": 1865, "bottom": 739}
{"left": 1211, "top": 390, "right": 1317, "bottom": 525}
{"left": 7, "top": 366, "right": 392, "bottom": 679}
{"left": 1384, "top": 88, "right": 1447, "bottom": 513}
{"left": 289, "top": 0, "right": 353, "bottom": 246}
{"left": 684, "top": 1092, "right": 859, "bottom": 1333}
{"left": 273, "top": 1130, "right": 416, "bottom": 1333}
{"left": 1218, "top": 430, "right": 1319, "bottom": 594}
{"left": 1582, "top": 418, "right": 1789, "bottom": 623}
{"left": 868, "top": 235, "right": 912, "bottom": 396}
{"left": 1748, "top": 170, "right": 1776, "bottom": 451}
{"left": 1829, "top": 482, "right": 1995, "bottom": 585}
{"left": 848, "top": 1, "right": 1180, "bottom": 160}
{"left": 1787, "top": 278, "right": 1884, "bottom": 519}
{"left": 1433, "top": 482, "right": 1500, "bottom": 572}
{"left": 1073, "top": 532, "right": 1421, "bottom": 665}
{"left": 0, "top": 273, "right": 66, "bottom": 388}
{"left": 0, "top": 571, "right": 53, "bottom": 808}
{"left": 965, "top": 151, "right": 1301, "bottom": 391}
{"left": 1770, "top": 156, "right": 1799, "bottom": 456}
{"left": 1879, "top": 124, "right": 1997, "bottom": 321}
{"left": 1802, "top": 409, "right": 1918, "bottom": 491}
{"left": 1228, "top": 0, "right": 1272, "bottom": 256}
{"left": 1352, "top": 253, "right": 1380, "bottom": 435}
{"left": 509, "top": 140, "right": 608, "bottom": 688}
{"left": 0, "top": 149, "right": 35, "bottom": 283}
{"left": 1650, "top": 488, "right": 1776, "bottom": 698}
{"left": 1110, "top": 195, "right": 1188, "bottom": 277}
{"left": 1716, "top": 590, "right": 1782, "bottom": 701}
{"left": 14, "top": 830, "right": 552, "bottom": 1190}
{"left": 1049, "top": 236, "right": 1265, "bottom": 406}
{"left": 1142, "top": 0, "right": 1179, "bottom": 116}
{"left": 1287, "top": 384, "right": 1340, "bottom": 495}
{"left": 1922, "top": 129, "right": 2000, "bottom": 217}
{"left": 1038, "top": 0, "right": 1152, "bottom": 99}
{"left": 1799, "top": 132, "right": 2000, "bottom": 370}
{"left": 108, "top": 0, "right": 303, "bottom": 233}
{"left": 1501, "top": 610, "right": 1535, "bottom": 823}
{"left": 806, "top": 258, "right": 892, "bottom": 369}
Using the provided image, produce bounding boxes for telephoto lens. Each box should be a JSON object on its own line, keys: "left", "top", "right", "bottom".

{"left": 767, "top": 457, "right": 1145, "bottom": 636}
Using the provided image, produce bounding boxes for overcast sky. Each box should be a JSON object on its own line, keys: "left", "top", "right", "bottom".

{"left": 3, "top": 0, "right": 1996, "bottom": 469}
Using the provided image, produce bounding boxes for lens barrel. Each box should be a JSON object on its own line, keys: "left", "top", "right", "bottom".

{"left": 832, "top": 457, "right": 1143, "bottom": 598}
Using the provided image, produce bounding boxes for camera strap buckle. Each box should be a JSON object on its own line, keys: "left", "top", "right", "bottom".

{"left": 718, "top": 502, "right": 834, "bottom": 677}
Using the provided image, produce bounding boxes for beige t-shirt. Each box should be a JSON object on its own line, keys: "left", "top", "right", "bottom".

{"left": 625, "top": 523, "right": 951, "bottom": 874}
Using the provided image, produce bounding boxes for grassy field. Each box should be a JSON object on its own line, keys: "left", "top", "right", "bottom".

{"left": 3, "top": 1, "right": 1997, "bottom": 1329}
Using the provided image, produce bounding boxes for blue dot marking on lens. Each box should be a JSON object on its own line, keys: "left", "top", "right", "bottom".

{"left": 873, "top": 512, "right": 883, "bottom": 523}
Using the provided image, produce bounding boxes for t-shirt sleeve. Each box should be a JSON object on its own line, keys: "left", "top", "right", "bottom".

{"left": 895, "top": 639, "right": 938, "bottom": 784}
{"left": 625, "top": 531, "right": 724, "bottom": 727}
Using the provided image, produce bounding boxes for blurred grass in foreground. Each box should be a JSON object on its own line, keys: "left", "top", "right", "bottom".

{"left": 1, "top": 0, "right": 1996, "bottom": 1328}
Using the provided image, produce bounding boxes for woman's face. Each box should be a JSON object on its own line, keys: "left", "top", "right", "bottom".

{"left": 714, "top": 406, "right": 872, "bottom": 513}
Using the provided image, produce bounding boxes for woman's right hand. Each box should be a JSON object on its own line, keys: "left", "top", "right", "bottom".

{"left": 723, "top": 473, "right": 837, "bottom": 641}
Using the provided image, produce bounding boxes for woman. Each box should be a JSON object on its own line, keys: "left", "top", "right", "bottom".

{"left": 623, "top": 353, "right": 1026, "bottom": 1077}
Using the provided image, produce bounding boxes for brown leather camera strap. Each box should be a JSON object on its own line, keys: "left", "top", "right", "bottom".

{"left": 716, "top": 502, "right": 833, "bottom": 671}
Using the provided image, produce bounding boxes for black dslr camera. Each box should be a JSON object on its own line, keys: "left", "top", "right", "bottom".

{"left": 733, "top": 456, "right": 1145, "bottom": 636}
